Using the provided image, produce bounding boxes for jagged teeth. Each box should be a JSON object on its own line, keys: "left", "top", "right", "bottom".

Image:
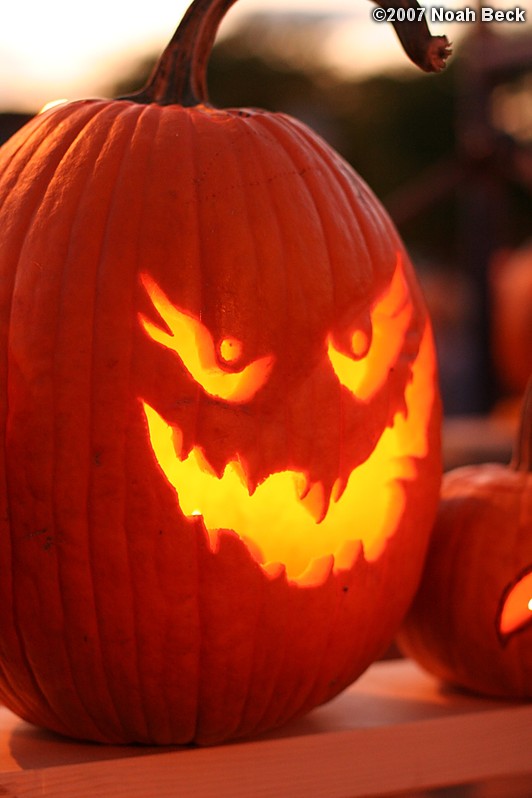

{"left": 171, "top": 421, "right": 334, "bottom": 525}
{"left": 332, "top": 477, "right": 347, "bottom": 504}
{"left": 296, "top": 473, "right": 311, "bottom": 501}
{"left": 298, "top": 479, "right": 330, "bottom": 524}
{"left": 172, "top": 425, "right": 184, "bottom": 459}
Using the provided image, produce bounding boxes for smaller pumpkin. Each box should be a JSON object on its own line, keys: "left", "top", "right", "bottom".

{"left": 397, "top": 379, "right": 532, "bottom": 698}
{"left": 489, "top": 245, "right": 532, "bottom": 410}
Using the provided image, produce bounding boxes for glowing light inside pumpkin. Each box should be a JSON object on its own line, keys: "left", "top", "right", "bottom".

{"left": 498, "top": 569, "right": 532, "bottom": 638}
{"left": 351, "top": 329, "right": 370, "bottom": 359}
{"left": 139, "top": 273, "right": 274, "bottom": 403}
{"left": 141, "top": 314, "right": 435, "bottom": 582}
{"left": 219, "top": 337, "right": 242, "bottom": 364}
{"left": 327, "top": 255, "right": 412, "bottom": 402}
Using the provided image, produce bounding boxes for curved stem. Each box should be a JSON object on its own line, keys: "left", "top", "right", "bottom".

{"left": 511, "top": 377, "right": 532, "bottom": 473}
{"left": 120, "top": 0, "right": 238, "bottom": 106}
{"left": 120, "top": 0, "right": 451, "bottom": 107}
{"left": 371, "top": 1, "right": 452, "bottom": 73}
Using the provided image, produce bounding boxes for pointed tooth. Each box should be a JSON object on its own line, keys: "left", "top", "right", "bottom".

{"left": 229, "top": 458, "right": 247, "bottom": 487}
{"left": 334, "top": 540, "right": 363, "bottom": 572}
{"left": 171, "top": 425, "right": 184, "bottom": 459}
{"left": 240, "top": 535, "right": 264, "bottom": 564}
{"left": 229, "top": 457, "right": 257, "bottom": 496}
{"left": 193, "top": 447, "right": 223, "bottom": 478}
{"left": 237, "top": 459, "right": 262, "bottom": 497}
{"left": 295, "top": 472, "right": 311, "bottom": 501}
{"left": 206, "top": 527, "right": 220, "bottom": 553}
{"left": 332, "top": 477, "right": 347, "bottom": 504}
{"left": 299, "top": 480, "right": 330, "bottom": 524}
{"left": 262, "top": 562, "right": 286, "bottom": 580}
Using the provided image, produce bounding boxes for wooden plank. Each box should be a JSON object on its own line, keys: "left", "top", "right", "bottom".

{"left": 0, "top": 660, "right": 530, "bottom": 797}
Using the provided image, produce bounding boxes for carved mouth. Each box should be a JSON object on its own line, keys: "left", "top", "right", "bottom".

{"left": 142, "top": 323, "right": 435, "bottom": 582}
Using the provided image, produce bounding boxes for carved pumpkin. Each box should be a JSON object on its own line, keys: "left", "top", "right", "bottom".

{"left": 398, "top": 379, "right": 532, "bottom": 698}
{"left": 490, "top": 245, "right": 532, "bottom": 409}
{"left": 0, "top": 0, "right": 446, "bottom": 744}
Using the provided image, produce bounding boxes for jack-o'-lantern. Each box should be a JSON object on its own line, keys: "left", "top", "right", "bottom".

{"left": 398, "top": 379, "right": 532, "bottom": 698}
{"left": 0, "top": 0, "right": 446, "bottom": 744}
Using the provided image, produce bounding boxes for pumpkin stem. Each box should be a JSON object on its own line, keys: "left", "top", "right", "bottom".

{"left": 371, "top": 1, "right": 451, "bottom": 73}
{"left": 511, "top": 378, "right": 532, "bottom": 473}
{"left": 119, "top": 0, "right": 237, "bottom": 106}
{"left": 119, "top": 0, "right": 451, "bottom": 107}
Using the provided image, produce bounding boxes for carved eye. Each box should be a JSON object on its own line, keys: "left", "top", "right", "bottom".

{"left": 498, "top": 567, "right": 532, "bottom": 644}
{"left": 350, "top": 328, "right": 371, "bottom": 360}
{"left": 327, "top": 254, "right": 414, "bottom": 401}
{"left": 139, "top": 274, "right": 274, "bottom": 403}
{"left": 219, "top": 336, "right": 242, "bottom": 365}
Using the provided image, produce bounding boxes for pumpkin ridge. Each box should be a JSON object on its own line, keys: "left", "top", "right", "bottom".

{"left": 238, "top": 575, "right": 310, "bottom": 738}
{"left": 86, "top": 104, "right": 162, "bottom": 741}
{"left": 281, "top": 575, "right": 349, "bottom": 725}
{"left": 185, "top": 108, "right": 209, "bottom": 454}
{"left": 277, "top": 115, "right": 394, "bottom": 296}
{"left": 0, "top": 105, "right": 111, "bottom": 244}
{"left": 247, "top": 574, "right": 304, "bottom": 739}
{"left": 249, "top": 113, "right": 336, "bottom": 348}
{"left": 236, "top": 116, "right": 292, "bottom": 363}
{"left": 42, "top": 102, "right": 152, "bottom": 740}
{"left": 233, "top": 575, "right": 294, "bottom": 740}
{"left": 263, "top": 114, "right": 393, "bottom": 326}
{"left": 135, "top": 105, "right": 212, "bottom": 743}
{"left": 0, "top": 111, "right": 64, "bottom": 190}
{"left": 0, "top": 108, "right": 129, "bottom": 738}
{"left": 0, "top": 102, "right": 106, "bottom": 191}
{"left": 254, "top": 116, "right": 342, "bottom": 324}
{"left": 215, "top": 549, "right": 268, "bottom": 742}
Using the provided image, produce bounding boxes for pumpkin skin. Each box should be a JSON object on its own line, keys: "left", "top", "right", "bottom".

{"left": 398, "top": 381, "right": 532, "bottom": 699}
{"left": 0, "top": 3, "right": 444, "bottom": 745}
{"left": 490, "top": 245, "right": 532, "bottom": 399}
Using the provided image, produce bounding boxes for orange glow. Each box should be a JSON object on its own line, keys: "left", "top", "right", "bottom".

{"left": 142, "top": 309, "right": 435, "bottom": 583}
{"left": 139, "top": 273, "right": 274, "bottom": 403}
{"left": 499, "top": 569, "right": 532, "bottom": 638}
{"left": 351, "top": 329, "right": 371, "bottom": 358}
{"left": 219, "top": 337, "right": 243, "bottom": 364}
{"left": 327, "top": 254, "right": 412, "bottom": 401}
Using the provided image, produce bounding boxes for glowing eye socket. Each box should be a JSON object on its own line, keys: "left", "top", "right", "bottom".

{"left": 139, "top": 274, "right": 274, "bottom": 403}
{"left": 219, "top": 337, "right": 243, "bottom": 364}
{"left": 327, "top": 254, "right": 414, "bottom": 402}
{"left": 351, "top": 329, "right": 370, "bottom": 359}
{"left": 498, "top": 568, "right": 532, "bottom": 642}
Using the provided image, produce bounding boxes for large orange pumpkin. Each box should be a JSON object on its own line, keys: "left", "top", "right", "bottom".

{"left": 398, "top": 379, "right": 532, "bottom": 698}
{"left": 0, "top": 1, "right": 446, "bottom": 744}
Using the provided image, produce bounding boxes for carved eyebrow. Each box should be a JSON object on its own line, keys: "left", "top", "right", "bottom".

{"left": 326, "top": 253, "right": 414, "bottom": 402}
{"left": 139, "top": 273, "right": 275, "bottom": 404}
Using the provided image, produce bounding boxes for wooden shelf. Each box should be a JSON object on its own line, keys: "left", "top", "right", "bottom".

{"left": 0, "top": 659, "right": 531, "bottom": 797}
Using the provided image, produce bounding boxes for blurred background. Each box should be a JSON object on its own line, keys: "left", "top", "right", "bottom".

{"left": 1, "top": 0, "right": 532, "bottom": 465}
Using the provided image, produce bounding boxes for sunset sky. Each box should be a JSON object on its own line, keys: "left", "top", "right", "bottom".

{"left": 0, "top": 0, "right": 529, "bottom": 112}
